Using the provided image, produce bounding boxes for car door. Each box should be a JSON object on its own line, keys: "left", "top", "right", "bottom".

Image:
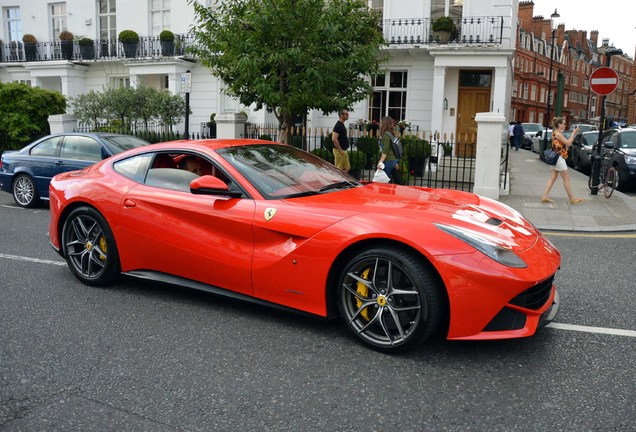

{"left": 58, "top": 135, "right": 107, "bottom": 172}
{"left": 115, "top": 152, "right": 256, "bottom": 296}
{"left": 25, "top": 135, "right": 64, "bottom": 197}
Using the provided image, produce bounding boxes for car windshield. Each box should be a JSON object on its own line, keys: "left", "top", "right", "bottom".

{"left": 523, "top": 123, "right": 543, "bottom": 133}
{"left": 217, "top": 144, "right": 359, "bottom": 199}
{"left": 620, "top": 130, "right": 636, "bottom": 149}
{"left": 101, "top": 135, "right": 149, "bottom": 153}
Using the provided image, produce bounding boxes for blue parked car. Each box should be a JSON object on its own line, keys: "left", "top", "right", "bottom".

{"left": 0, "top": 132, "right": 149, "bottom": 207}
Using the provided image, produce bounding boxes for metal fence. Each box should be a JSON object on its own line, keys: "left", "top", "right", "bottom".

{"left": 244, "top": 124, "right": 478, "bottom": 192}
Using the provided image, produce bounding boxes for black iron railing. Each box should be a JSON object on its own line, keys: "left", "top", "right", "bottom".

{"left": 0, "top": 34, "right": 194, "bottom": 63}
{"left": 0, "top": 16, "right": 505, "bottom": 63}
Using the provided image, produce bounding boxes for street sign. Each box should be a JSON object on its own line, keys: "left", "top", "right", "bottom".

{"left": 181, "top": 72, "right": 192, "bottom": 94}
{"left": 590, "top": 67, "right": 619, "bottom": 95}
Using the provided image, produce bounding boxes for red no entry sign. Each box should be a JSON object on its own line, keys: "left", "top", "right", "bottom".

{"left": 590, "top": 67, "right": 619, "bottom": 95}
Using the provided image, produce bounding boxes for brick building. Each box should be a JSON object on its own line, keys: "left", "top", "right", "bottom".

{"left": 511, "top": 1, "right": 633, "bottom": 128}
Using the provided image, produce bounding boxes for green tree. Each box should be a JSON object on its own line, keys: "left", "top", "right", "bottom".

{"left": 188, "top": 0, "right": 386, "bottom": 142}
{"left": 154, "top": 90, "right": 187, "bottom": 131}
{"left": 70, "top": 90, "right": 106, "bottom": 127}
{"left": 0, "top": 82, "right": 66, "bottom": 149}
{"left": 101, "top": 85, "right": 137, "bottom": 129}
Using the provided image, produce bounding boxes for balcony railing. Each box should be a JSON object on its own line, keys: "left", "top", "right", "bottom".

{"left": 0, "top": 16, "right": 504, "bottom": 64}
{"left": 0, "top": 34, "right": 195, "bottom": 63}
{"left": 383, "top": 16, "right": 504, "bottom": 45}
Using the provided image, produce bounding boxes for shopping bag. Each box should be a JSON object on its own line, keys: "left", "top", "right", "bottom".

{"left": 373, "top": 169, "right": 391, "bottom": 183}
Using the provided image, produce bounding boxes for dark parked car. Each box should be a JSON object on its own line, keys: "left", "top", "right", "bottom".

{"left": 0, "top": 132, "right": 149, "bottom": 207}
{"left": 522, "top": 123, "right": 543, "bottom": 150}
{"left": 598, "top": 127, "right": 636, "bottom": 190}
{"left": 567, "top": 131, "right": 599, "bottom": 174}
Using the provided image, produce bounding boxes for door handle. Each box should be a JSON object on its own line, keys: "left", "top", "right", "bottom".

{"left": 123, "top": 199, "right": 136, "bottom": 208}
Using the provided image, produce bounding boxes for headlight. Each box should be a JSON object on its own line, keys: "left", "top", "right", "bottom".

{"left": 624, "top": 155, "right": 636, "bottom": 165}
{"left": 435, "top": 224, "right": 527, "bottom": 268}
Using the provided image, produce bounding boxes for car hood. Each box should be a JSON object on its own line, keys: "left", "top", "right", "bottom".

{"left": 279, "top": 183, "right": 537, "bottom": 251}
{"left": 621, "top": 148, "right": 636, "bottom": 157}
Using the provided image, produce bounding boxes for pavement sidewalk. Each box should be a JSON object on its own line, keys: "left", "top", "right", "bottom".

{"left": 498, "top": 148, "right": 636, "bottom": 232}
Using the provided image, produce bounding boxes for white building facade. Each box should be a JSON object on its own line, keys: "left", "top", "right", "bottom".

{"left": 0, "top": 0, "right": 518, "bottom": 141}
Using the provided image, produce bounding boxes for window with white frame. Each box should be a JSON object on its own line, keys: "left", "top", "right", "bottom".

{"left": 530, "top": 84, "right": 537, "bottom": 101}
{"left": 431, "top": 0, "right": 462, "bottom": 20}
{"left": 151, "top": 0, "right": 170, "bottom": 35}
{"left": 50, "top": 2, "right": 67, "bottom": 40}
{"left": 369, "top": 71, "right": 408, "bottom": 123}
{"left": 522, "top": 83, "right": 528, "bottom": 99}
{"left": 98, "top": 0, "right": 117, "bottom": 41}
{"left": 4, "top": 7, "right": 22, "bottom": 42}
{"left": 111, "top": 77, "right": 130, "bottom": 88}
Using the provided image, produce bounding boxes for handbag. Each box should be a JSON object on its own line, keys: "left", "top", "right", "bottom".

{"left": 543, "top": 147, "right": 559, "bottom": 166}
{"left": 372, "top": 169, "right": 391, "bottom": 183}
{"left": 386, "top": 132, "right": 404, "bottom": 159}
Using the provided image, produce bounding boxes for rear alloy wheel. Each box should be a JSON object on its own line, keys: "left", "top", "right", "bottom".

{"left": 337, "top": 248, "right": 443, "bottom": 352}
{"left": 12, "top": 174, "right": 40, "bottom": 208}
{"left": 62, "top": 207, "right": 121, "bottom": 286}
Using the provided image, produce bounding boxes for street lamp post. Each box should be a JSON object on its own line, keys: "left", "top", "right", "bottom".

{"left": 542, "top": 9, "right": 560, "bottom": 159}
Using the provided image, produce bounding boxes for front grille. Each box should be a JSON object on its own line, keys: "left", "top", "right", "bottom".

{"left": 509, "top": 276, "right": 554, "bottom": 310}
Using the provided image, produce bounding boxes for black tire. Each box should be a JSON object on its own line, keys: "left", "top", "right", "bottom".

{"left": 337, "top": 247, "right": 443, "bottom": 352}
{"left": 604, "top": 167, "right": 618, "bottom": 198}
{"left": 12, "top": 174, "right": 40, "bottom": 208}
{"left": 61, "top": 207, "right": 121, "bottom": 286}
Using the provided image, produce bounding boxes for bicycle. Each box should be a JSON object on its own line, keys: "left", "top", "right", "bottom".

{"left": 588, "top": 144, "right": 619, "bottom": 198}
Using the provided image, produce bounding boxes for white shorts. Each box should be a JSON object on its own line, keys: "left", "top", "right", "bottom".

{"left": 552, "top": 156, "right": 567, "bottom": 172}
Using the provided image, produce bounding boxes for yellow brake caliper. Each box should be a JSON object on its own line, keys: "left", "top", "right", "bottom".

{"left": 355, "top": 268, "right": 372, "bottom": 321}
{"left": 98, "top": 236, "right": 107, "bottom": 261}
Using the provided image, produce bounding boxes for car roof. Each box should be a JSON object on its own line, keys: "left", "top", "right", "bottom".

{"left": 137, "top": 138, "right": 280, "bottom": 152}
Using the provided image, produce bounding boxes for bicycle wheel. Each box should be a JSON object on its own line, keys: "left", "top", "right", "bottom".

{"left": 604, "top": 167, "right": 618, "bottom": 198}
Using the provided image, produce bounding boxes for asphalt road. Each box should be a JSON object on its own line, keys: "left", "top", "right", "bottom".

{"left": 1, "top": 192, "right": 634, "bottom": 431}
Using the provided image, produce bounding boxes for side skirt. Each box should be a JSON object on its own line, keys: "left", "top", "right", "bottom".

{"left": 123, "top": 270, "right": 333, "bottom": 320}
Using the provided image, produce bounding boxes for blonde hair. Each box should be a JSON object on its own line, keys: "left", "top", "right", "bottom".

{"left": 552, "top": 117, "right": 564, "bottom": 129}
{"left": 379, "top": 116, "right": 396, "bottom": 137}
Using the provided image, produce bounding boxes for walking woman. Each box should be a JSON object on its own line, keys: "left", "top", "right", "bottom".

{"left": 541, "top": 117, "right": 583, "bottom": 204}
{"left": 376, "top": 116, "right": 404, "bottom": 184}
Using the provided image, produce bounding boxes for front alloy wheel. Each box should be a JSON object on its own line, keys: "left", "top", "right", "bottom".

{"left": 12, "top": 174, "right": 40, "bottom": 208}
{"left": 62, "top": 207, "right": 120, "bottom": 286}
{"left": 338, "top": 248, "right": 443, "bottom": 352}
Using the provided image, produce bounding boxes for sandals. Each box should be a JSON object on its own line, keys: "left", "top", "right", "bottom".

{"left": 541, "top": 198, "right": 555, "bottom": 203}
{"left": 569, "top": 198, "right": 584, "bottom": 204}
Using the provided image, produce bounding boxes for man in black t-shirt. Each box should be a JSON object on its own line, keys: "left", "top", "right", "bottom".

{"left": 331, "top": 109, "right": 350, "bottom": 172}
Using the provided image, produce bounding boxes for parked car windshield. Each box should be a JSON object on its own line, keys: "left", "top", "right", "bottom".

{"left": 101, "top": 135, "right": 149, "bottom": 153}
{"left": 217, "top": 144, "right": 357, "bottom": 199}
{"left": 619, "top": 130, "right": 636, "bottom": 148}
{"left": 523, "top": 123, "right": 543, "bottom": 133}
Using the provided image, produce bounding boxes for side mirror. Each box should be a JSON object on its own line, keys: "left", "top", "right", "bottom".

{"left": 603, "top": 141, "right": 615, "bottom": 149}
{"left": 190, "top": 175, "right": 242, "bottom": 198}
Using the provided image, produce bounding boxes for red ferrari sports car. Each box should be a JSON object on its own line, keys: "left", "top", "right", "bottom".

{"left": 48, "top": 139, "right": 560, "bottom": 352}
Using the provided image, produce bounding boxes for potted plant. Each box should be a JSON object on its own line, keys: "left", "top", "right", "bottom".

{"left": 348, "top": 149, "right": 366, "bottom": 180}
{"left": 403, "top": 136, "right": 431, "bottom": 177}
{"left": 78, "top": 37, "right": 94, "bottom": 60}
{"left": 441, "top": 141, "right": 453, "bottom": 157}
{"left": 59, "top": 30, "right": 74, "bottom": 60}
{"left": 431, "top": 16, "right": 456, "bottom": 43}
{"left": 159, "top": 29, "right": 174, "bottom": 56}
{"left": 118, "top": 29, "right": 139, "bottom": 58}
{"left": 22, "top": 34, "right": 38, "bottom": 61}
{"left": 206, "top": 113, "right": 217, "bottom": 137}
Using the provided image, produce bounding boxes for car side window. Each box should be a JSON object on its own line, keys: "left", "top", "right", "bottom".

{"left": 30, "top": 136, "right": 62, "bottom": 157}
{"left": 60, "top": 136, "right": 103, "bottom": 161}
{"left": 113, "top": 153, "right": 153, "bottom": 183}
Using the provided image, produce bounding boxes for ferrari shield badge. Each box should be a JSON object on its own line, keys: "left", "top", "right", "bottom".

{"left": 264, "top": 208, "right": 277, "bottom": 221}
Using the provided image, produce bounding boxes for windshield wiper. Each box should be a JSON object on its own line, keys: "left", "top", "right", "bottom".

{"left": 319, "top": 180, "right": 359, "bottom": 192}
{"left": 282, "top": 190, "right": 322, "bottom": 199}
